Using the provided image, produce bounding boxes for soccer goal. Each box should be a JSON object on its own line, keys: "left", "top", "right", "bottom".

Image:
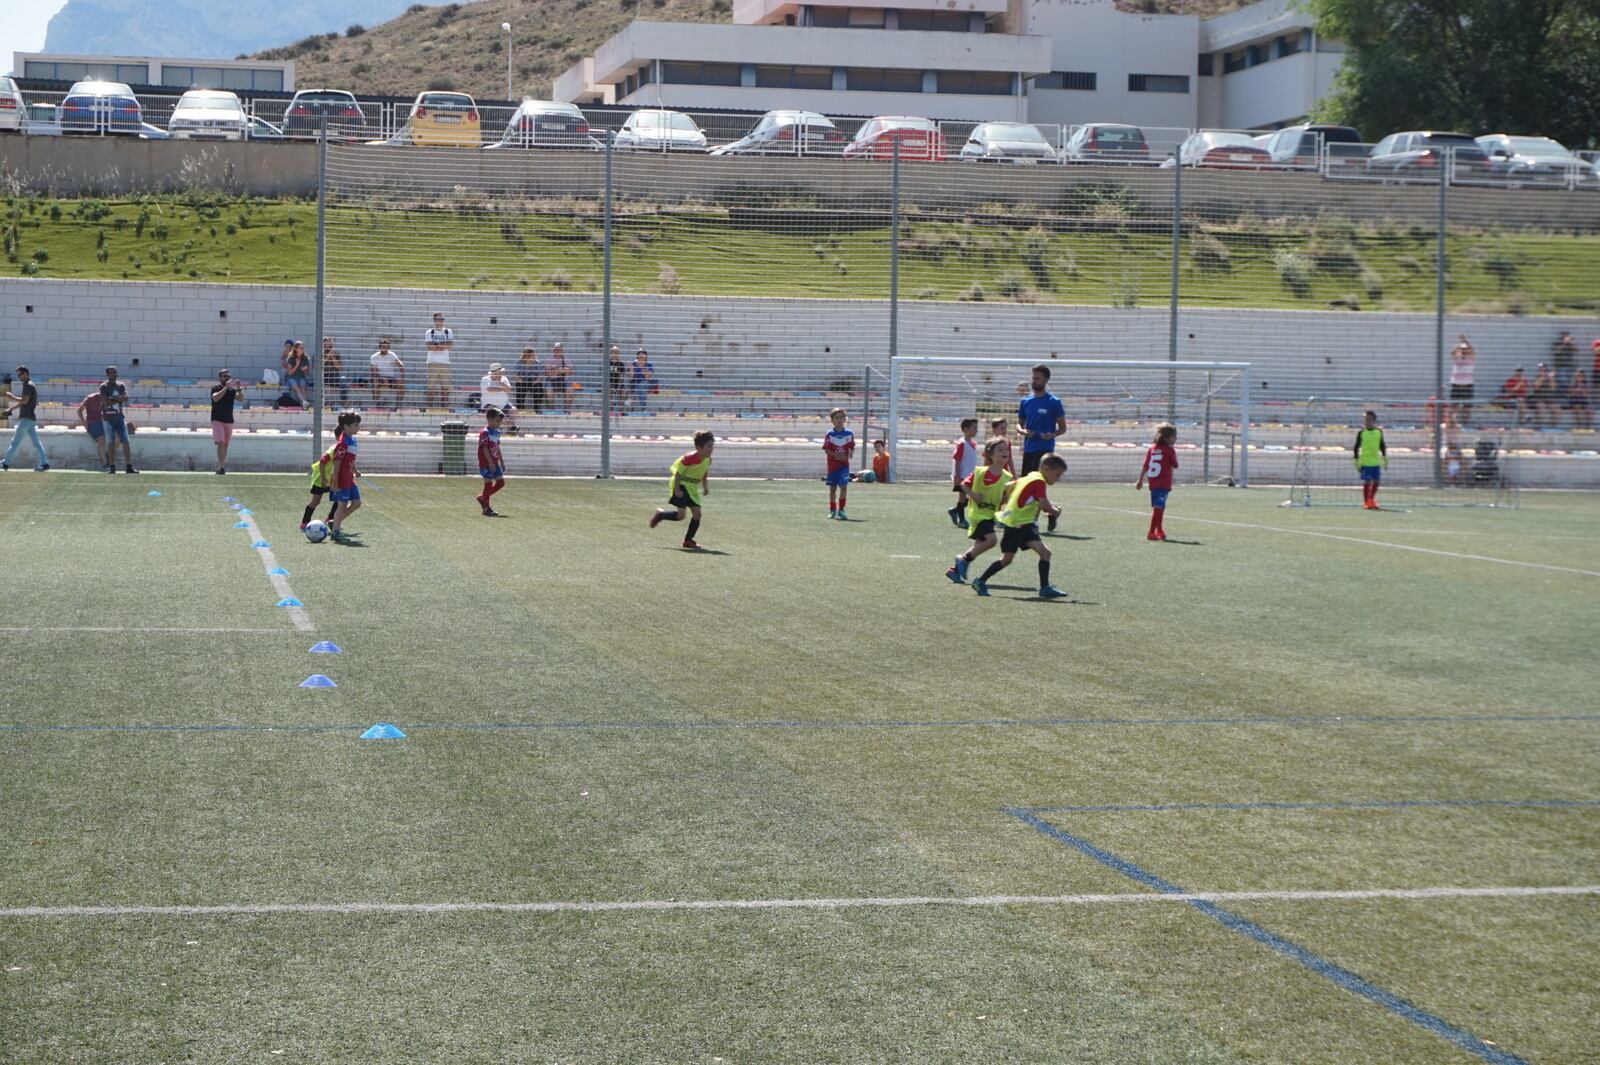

{"left": 886, "top": 357, "right": 1252, "bottom": 486}
{"left": 1282, "top": 396, "right": 1519, "bottom": 508}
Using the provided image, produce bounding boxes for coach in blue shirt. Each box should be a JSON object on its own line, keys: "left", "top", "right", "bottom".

{"left": 1018, "top": 362, "right": 1066, "bottom": 530}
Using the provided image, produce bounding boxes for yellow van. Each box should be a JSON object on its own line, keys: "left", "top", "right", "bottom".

{"left": 407, "top": 91, "right": 480, "bottom": 147}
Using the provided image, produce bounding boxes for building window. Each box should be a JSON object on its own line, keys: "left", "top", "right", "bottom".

{"left": 938, "top": 70, "right": 1013, "bottom": 95}
{"left": 1032, "top": 71, "right": 1096, "bottom": 91}
{"left": 898, "top": 10, "right": 971, "bottom": 31}
{"left": 1128, "top": 73, "right": 1189, "bottom": 93}
{"left": 1247, "top": 44, "right": 1266, "bottom": 66}
{"left": 1275, "top": 33, "right": 1301, "bottom": 58}
{"left": 661, "top": 61, "right": 741, "bottom": 86}
{"left": 255, "top": 70, "right": 284, "bottom": 91}
{"left": 848, "top": 7, "right": 885, "bottom": 27}
{"left": 1197, "top": 53, "right": 1214, "bottom": 76}
{"left": 756, "top": 65, "right": 832, "bottom": 89}
{"left": 1223, "top": 50, "right": 1245, "bottom": 74}
{"left": 846, "top": 68, "right": 923, "bottom": 92}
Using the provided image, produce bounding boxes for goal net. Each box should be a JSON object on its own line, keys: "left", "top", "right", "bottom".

{"left": 1283, "top": 396, "right": 1519, "bottom": 508}
{"left": 886, "top": 357, "right": 1252, "bottom": 485}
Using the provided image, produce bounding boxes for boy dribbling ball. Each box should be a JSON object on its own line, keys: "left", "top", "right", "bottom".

{"left": 1135, "top": 422, "right": 1179, "bottom": 541}
{"left": 649, "top": 430, "right": 714, "bottom": 550}
{"left": 1354, "top": 409, "right": 1388, "bottom": 510}
{"left": 946, "top": 436, "right": 1012, "bottom": 584}
{"left": 971, "top": 453, "right": 1067, "bottom": 600}
{"left": 476, "top": 408, "right": 507, "bottom": 517}
{"left": 302, "top": 412, "right": 355, "bottom": 530}
{"left": 327, "top": 414, "right": 362, "bottom": 543}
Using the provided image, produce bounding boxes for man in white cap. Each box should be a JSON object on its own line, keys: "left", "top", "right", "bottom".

{"left": 480, "top": 362, "right": 517, "bottom": 431}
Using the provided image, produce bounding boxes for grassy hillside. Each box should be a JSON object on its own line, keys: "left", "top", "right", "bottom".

{"left": 7, "top": 194, "right": 1595, "bottom": 315}
{"left": 252, "top": 0, "right": 1250, "bottom": 103}
{"left": 252, "top": 0, "right": 732, "bottom": 102}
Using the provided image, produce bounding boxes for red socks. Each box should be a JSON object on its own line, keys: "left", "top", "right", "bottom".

{"left": 478, "top": 480, "right": 504, "bottom": 507}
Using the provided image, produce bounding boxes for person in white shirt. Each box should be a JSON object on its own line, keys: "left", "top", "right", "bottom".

{"left": 1449, "top": 333, "right": 1476, "bottom": 427}
{"left": 479, "top": 362, "right": 517, "bottom": 430}
{"left": 424, "top": 312, "right": 454, "bottom": 409}
{"left": 369, "top": 337, "right": 405, "bottom": 410}
{"left": 948, "top": 417, "right": 980, "bottom": 528}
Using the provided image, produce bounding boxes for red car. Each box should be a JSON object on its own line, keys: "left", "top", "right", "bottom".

{"left": 842, "top": 116, "right": 946, "bottom": 162}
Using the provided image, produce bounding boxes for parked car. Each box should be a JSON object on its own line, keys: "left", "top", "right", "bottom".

{"left": 709, "top": 110, "right": 844, "bottom": 156}
{"left": 1062, "top": 123, "right": 1150, "bottom": 164}
{"left": 958, "top": 121, "right": 1056, "bottom": 163}
{"left": 244, "top": 115, "right": 285, "bottom": 141}
{"left": 0, "top": 76, "right": 24, "bottom": 133}
{"left": 138, "top": 122, "right": 169, "bottom": 140}
{"left": 487, "top": 99, "right": 601, "bottom": 149}
{"left": 1164, "top": 130, "right": 1273, "bottom": 169}
{"left": 1474, "top": 134, "right": 1590, "bottom": 182}
{"left": 59, "top": 80, "right": 142, "bottom": 136}
{"left": 1264, "top": 123, "right": 1364, "bottom": 168}
{"left": 282, "top": 89, "right": 367, "bottom": 140}
{"left": 166, "top": 89, "right": 247, "bottom": 141}
{"left": 1366, "top": 131, "right": 1490, "bottom": 174}
{"left": 21, "top": 102, "right": 62, "bottom": 137}
{"left": 613, "top": 108, "right": 707, "bottom": 152}
{"left": 844, "top": 116, "right": 946, "bottom": 162}
{"left": 406, "top": 91, "right": 480, "bottom": 147}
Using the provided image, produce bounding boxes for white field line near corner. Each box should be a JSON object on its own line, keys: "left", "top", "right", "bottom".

{"left": 3, "top": 884, "right": 1595, "bottom": 920}
{"left": 1077, "top": 504, "right": 1600, "bottom": 578}
{"left": 237, "top": 509, "right": 314, "bottom": 633}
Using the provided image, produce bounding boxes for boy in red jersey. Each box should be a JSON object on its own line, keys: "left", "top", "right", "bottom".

{"left": 948, "top": 417, "right": 979, "bottom": 527}
{"left": 1134, "top": 422, "right": 1178, "bottom": 541}
{"left": 327, "top": 414, "right": 362, "bottom": 543}
{"left": 476, "top": 408, "right": 507, "bottom": 517}
{"left": 649, "top": 430, "right": 714, "bottom": 549}
{"left": 823, "top": 407, "right": 854, "bottom": 519}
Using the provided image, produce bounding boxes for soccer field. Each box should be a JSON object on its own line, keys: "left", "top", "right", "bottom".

{"left": 2, "top": 475, "right": 1596, "bottom": 1065}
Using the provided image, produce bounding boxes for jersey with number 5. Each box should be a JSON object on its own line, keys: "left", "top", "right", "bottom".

{"left": 1142, "top": 443, "right": 1177, "bottom": 490}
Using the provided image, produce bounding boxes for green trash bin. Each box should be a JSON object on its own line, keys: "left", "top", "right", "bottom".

{"left": 441, "top": 421, "right": 469, "bottom": 475}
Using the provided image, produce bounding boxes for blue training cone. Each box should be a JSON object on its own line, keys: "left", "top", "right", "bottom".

{"left": 222, "top": 496, "right": 236, "bottom": 503}
{"left": 361, "top": 723, "right": 405, "bottom": 740}
{"left": 299, "top": 674, "right": 337, "bottom": 689}
{"left": 147, "top": 490, "right": 162, "bottom": 497}
{"left": 233, "top": 521, "right": 250, "bottom": 529}
{"left": 230, "top": 503, "right": 243, "bottom": 510}
{"left": 268, "top": 566, "right": 290, "bottom": 576}
{"left": 276, "top": 597, "right": 303, "bottom": 608}
{"left": 238, "top": 508, "right": 253, "bottom": 515}
{"left": 251, "top": 540, "right": 270, "bottom": 548}
{"left": 309, "top": 641, "right": 342, "bottom": 654}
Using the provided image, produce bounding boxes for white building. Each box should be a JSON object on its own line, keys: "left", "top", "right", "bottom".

{"left": 13, "top": 53, "right": 294, "bottom": 94}
{"left": 555, "top": 0, "right": 1341, "bottom": 131}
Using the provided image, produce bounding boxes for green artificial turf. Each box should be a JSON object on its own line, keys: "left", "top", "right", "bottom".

{"left": 0, "top": 475, "right": 1595, "bottom": 1063}
{"left": 6, "top": 194, "right": 1600, "bottom": 313}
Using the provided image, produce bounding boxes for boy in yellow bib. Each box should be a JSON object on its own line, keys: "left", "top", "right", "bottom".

{"left": 946, "top": 437, "right": 1012, "bottom": 584}
{"left": 972, "top": 453, "right": 1067, "bottom": 599}
{"left": 1354, "top": 409, "right": 1388, "bottom": 510}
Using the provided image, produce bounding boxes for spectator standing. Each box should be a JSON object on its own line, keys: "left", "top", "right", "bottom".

{"left": 546, "top": 342, "right": 573, "bottom": 413}
{"left": 209, "top": 368, "right": 244, "bottom": 475}
{"left": 424, "top": 312, "right": 454, "bottom": 409}
{"left": 514, "top": 347, "right": 545, "bottom": 412}
{"left": 76, "top": 389, "right": 107, "bottom": 469}
{"left": 322, "top": 337, "right": 348, "bottom": 407}
{"left": 1530, "top": 364, "right": 1558, "bottom": 428}
{"left": 369, "top": 338, "right": 405, "bottom": 410}
{"left": 1017, "top": 363, "right": 1067, "bottom": 532}
{"left": 607, "top": 345, "right": 627, "bottom": 414}
{"left": 1551, "top": 331, "right": 1578, "bottom": 391}
{"left": 480, "top": 362, "right": 518, "bottom": 431}
{"left": 1567, "top": 370, "right": 1592, "bottom": 429}
{"left": 631, "top": 348, "right": 656, "bottom": 412}
{"left": 283, "top": 340, "right": 311, "bottom": 407}
{"left": 1448, "top": 334, "right": 1475, "bottom": 425}
{"left": 1, "top": 366, "right": 48, "bottom": 472}
{"left": 98, "top": 365, "right": 136, "bottom": 473}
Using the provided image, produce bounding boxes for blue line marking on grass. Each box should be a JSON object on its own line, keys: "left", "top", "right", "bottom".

{"left": 1004, "top": 807, "right": 1534, "bottom": 1065}
{"left": 0, "top": 712, "right": 1594, "bottom": 735}
{"left": 1025, "top": 798, "right": 1600, "bottom": 814}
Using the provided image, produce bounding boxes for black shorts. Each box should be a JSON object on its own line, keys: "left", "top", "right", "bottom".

{"left": 309, "top": 485, "right": 329, "bottom": 497}
{"left": 1000, "top": 523, "right": 1041, "bottom": 554}
{"left": 968, "top": 519, "right": 996, "bottom": 542}
{"left": 668, "top": 486, "right": 699, "bottom": 510}
{"left": 1021, "top": 451, "right": 1049, "bottom": 475}
{"left": 1449, "top": 384, "right": 1474, "bottom": 401}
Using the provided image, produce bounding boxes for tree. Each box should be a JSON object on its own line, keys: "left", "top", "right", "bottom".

{"left": 1307, "top": 0, "right": 1600, "bottom": 147}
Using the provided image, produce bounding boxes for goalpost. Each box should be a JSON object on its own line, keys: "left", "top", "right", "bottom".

{"left": 1283, "top": 396, "right": 1519, "bottom": 508}
{"left": 887, "top": 357, "right": 1252, "bottom": 486}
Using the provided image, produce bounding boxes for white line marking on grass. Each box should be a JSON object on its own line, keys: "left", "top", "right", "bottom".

{"left": 0, "top": 627, "right": 284, "bottom": 635}
{"left": 4, "top": 884, "right": 1594, "bottom": 920}
{"left": 237, "top": 511, "right": 314, "bottom": 632}
{"left": 889, "top": 555, "right": 924, "bottom": 560}
{"left": 1078, "top": 505, "right": 1600, "bottom": 578}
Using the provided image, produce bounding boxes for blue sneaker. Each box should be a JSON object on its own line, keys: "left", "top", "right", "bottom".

{"left": 954, "top": 556, "right": 970, "bottom": 581}
{"left": 972, "top": 579, "right": 990, "bottom": 597}
{"left": 836, "top": 509, "right": 848, "bottom": 521}
{"left": 1038, "top": 585, "right": 1067, "bottom": 599}
{"left": 945, "top": 564, "right": 964, "bottom": 584}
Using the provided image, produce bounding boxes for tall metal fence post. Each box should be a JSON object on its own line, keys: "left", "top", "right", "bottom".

{"left": 888, "top": 139, "right": 901, "bottom": 366}
{"left": 312, "top": 118, "right": 327, "bottom": 462}
{"left": 600, "top": 135, "right": 614, "bottom": 478}
{"left": 1238, "top": 366, "right": 1251, "bottom": 488}
{"left": 1433, "top": 149, "right": 1448, "bottom": 489}
{"left": 1167, "top": 151, "right": 1182, "bottom": 421}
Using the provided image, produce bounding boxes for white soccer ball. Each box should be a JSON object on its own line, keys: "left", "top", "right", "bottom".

{"left": 304, "top": 520, "right": 330, "bottom": 543}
